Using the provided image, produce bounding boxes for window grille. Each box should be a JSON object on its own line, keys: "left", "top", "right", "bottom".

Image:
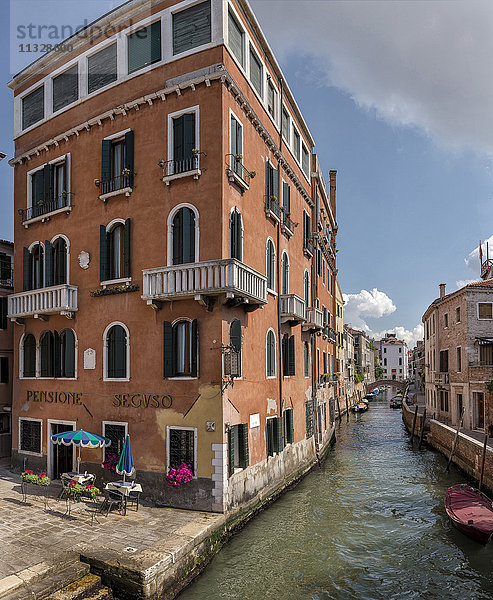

{"left": 20, "top": 419, "right": 41, "bottom": 453}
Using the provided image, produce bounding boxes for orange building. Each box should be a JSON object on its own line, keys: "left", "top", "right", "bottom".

{"left": 8, "top": 0, "right": 338, "bottom": 512}
{"left": 0, "top": 240, "right": 13, "bottom": 457}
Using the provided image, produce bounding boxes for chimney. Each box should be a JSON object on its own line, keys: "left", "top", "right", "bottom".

{"left": 439, "top": 283, "right": 446, "bottom": 299}
{"left": 329, "top": 170, "right": 337, "bottom": 218}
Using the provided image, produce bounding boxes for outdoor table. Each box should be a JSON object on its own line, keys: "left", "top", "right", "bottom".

{"left": 62, "top": 472, "right": 95, "bottom": 485}
{"left": 105, "top": 481, "right": 142, "bottom": 515}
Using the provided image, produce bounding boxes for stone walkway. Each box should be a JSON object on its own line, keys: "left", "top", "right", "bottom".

{"left": 0, "top": 460, "right": 224, "bottom": 597}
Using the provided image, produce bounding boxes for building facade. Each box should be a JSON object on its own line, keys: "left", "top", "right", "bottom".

{"left": 8, "top": 0, "right": 338, "bottom": 512}
{"left": 0, "top": 241, "right": 13, "bottom": 457}
{"left": 376, "top": 333, "right": 408, "bottom": 381}
{"left": 348, "top": 328, "right": 374, "bottom": 384}
{"left": 343, "top": 324, "right": 355, "bottom": 407}
{"left": 409, "top": 340, "right": 424, "bottom": 390}
{"left": 423, "top": 281, "right": 493, "bottom": 432}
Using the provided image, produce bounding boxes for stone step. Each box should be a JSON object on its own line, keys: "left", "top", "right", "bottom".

{"left": 48, "top": 573, "right": 114, "bottom": 600}
{"left": 2, "top": 562, "right": 90, "bottom": 600}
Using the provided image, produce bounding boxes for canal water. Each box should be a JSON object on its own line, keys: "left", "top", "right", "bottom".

{"left": 178, "top": 391, "right": 493, "bottom": 600}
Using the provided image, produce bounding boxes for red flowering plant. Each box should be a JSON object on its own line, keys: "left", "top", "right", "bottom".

{"left": 102, "top": 453, "right": 118, "bottom": 474}
{"left": 21, "top": 470, "right": 51, "bottom": 486}
{"left": 83, "top": 483, "right": 100, "bottom": 499}
{"left": 166, "top": 463, "right": 193, "bottom": 487}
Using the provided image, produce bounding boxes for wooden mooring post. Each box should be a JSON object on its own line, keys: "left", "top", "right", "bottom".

{"left": 479, "top": 431, "right": 488, "bottom": 492}
{"left": 446, "top": 408, "right": 464, "bottom": 472}
{"left": 336, "top": 394, "right": 342, "bottom": 422}
{"left": 410, "top": 405, "right": 418, "bottom": 442}
{"left": 418, "top": 408, "right": 427, "bottom": 450}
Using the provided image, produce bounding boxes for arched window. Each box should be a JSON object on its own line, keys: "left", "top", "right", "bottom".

{"left": 59, "top": 329, "right": 75, "bottom": 378}
{"left": 40, "top": 331, "right": 54, "bottom": 377}
{"left": 163, "top": 319, "right": 198, "bottom": 378}
{"left": 230, "top": 208, "right": 243, "bottom": 261}
{"left": 230, "top": 319, "right": 242, "bottom": 377}
{"left": 304, "top": 271, "right": 310, "bottom": 307}
{"left": 281, "top": 251, "right": 289, "bottom": 295}
{"left": 23, "top": 334, "right": 36, "bottom": 377}
{"left": 32, "top": 243, "right": 44, "bottom": 290}
{"left": 53, "top": 237, "right": 67, "bottom": 285}
{"left": 105, "top": 324, "right": 128, "bottom": 379}
{"left": 266, "top": 239, "right": 275, "bottom": 291}
{"left": 108, "top": 223, "right": 124, "bottom": 280}
{"left": 172, "top": 207, "right": 196, "bottom": 265}
{"left": 266, "top": 329, "right": 276, "bottom": 377}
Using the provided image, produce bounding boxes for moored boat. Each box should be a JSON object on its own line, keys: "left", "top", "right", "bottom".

{"left": 445, "top": 484, "right": 493, "bottom": 544}
{"left": 390, "top": 396, "right": 402, "bottom": 408}
{"left": 351, "top": 402, "right": 368, "bottom": 413}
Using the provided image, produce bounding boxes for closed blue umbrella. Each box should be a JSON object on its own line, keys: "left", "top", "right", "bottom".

{"left": 116, "top": 435, "right": 135, "bottom": 482}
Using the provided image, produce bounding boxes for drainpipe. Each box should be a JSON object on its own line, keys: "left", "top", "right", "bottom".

{"left": 313, "top": 187, "right": 320, "bottom": 439}
{"left": 277, "top": 78, "right": 284, "bottom": 429}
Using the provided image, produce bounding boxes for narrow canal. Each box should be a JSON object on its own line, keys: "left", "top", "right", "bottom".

{"left": 179, "top": 391, "right": 493, "bottom": 600}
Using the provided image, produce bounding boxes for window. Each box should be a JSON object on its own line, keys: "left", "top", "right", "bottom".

{"left": 168, "top": 427, "right": 196, "bottom": 474}
{"left": 384, "top": 358, "right": 387, "bottom": 366}
{"left": 249, "top": 47, "right": 263, "bottom": 96}
{"left": 303, "top": 212, "right": 312, "bottom": 252}
{"left": 282, "top": 334, "right": 295, "bottom": 376}
{"left": 304, "top": 271, "right": 310, "bottom": 307}
{"left": 173, "top": 1, "right": 211, "bottom": 56}
{"left": 28, "top": 156, "right": 70, "bottom": 220}
{"left": 0, "top": 357, "right": 8, "bottom": 384}
{"left": 52, "top": 237, "right": 68, "bottom": 286}
{"left": 317, "top": 249, "right": 322, "bottom": 277}
{"left": 281, "top": 107, "right": 290, "bottom": 143}
{"left": 439, "top": 350, "right": 449, "bottom": 373}
{"left": 266, "top": 416, "right": 282, "bottom": 457}
{"left": 266, "top": 239, "right": 275, "bottom": 291}
{"left": 267, "top": 81, "right": 276, "bottom": 119}
{"left": 473, "top": 392, "right": 485, "bottom": 428}
{"left": 456, "top": 347, "right": 462, "bottom": 372}
{"left": 281, "top": 252, "right": 289, "bottom": 295}
{"left": 456, "top": 307, "right": 461, "bottom": 323}
{"left": 171, "top": 207, "right": 196, "bottom": 265}
{"left": 230, "top": 114, "right": 244, "bottom": 178}
{"left": 37, "top": 329, "right": 75, "bottom": 378}
{"left": 100, "top": 131, "right": 134, "bottom": 194}
{"left": 105, "top": 324, "right": 129, "bottom": 380}
{"left": 282, "top": 181, "right": 291, "bottom": 230}
{"left": 171, "top": 112, "right": 197, "bottom": 174}
{"left": 52, "top": 65, "right": 78, "bottom": 113}
{"left": 292, "top": 128, "right": 300, "bottom": 162}
{"left": 301, "top": 143, "right": 309, "bottom": 176}
{"left": 128, "top": 21, "right": 161, "bottom": 74}
{"left": 399, "top": 357, "right": 402, "bottom": 366}
{"left": 444, "top": 313, "right": 448, "bottom": 328}
{"left": 19, "top": 418, "right": 41, "bottom": 454}
{"left": 228, "top": 9, "right": 244, "bottom": 66}
{"left": 88, "top": 43, "right": 117, "bottom": 94}
{"left": 103, "top": 422, "right": 127, "bottom": 462}
{"left": 283, "top": 408, "right": 294, "bottom": 444}
{"left": 480, "top": 344, "right": 493, "bottom": 365}
{"left": 230, "top": 209, "right": 243, "bottom": 261}
{"left": 399, "top": 347, "right": 402, "bottom": 353}
{"left": 303, "top": 342, "right": 310, "bottom": 378}
{"left": 228, "top": 423, "right": 249, "bottom": 475}
{"left": 163, "top": 320, "right": 198, "bottom": 378}
{"left": 0, "top": 252, "right": 11, "bottom": 284}
{"left": 457, "top": 393, "right": 463, "bottom": 419}
{"left": 265, "top": 162, "right": 280, "bottom": 217}
{"left": 0, "top": 414, "right": 10, "bottom": 434}
{"left": 22, "top": 334, "right": 36, "bottom": 377}
{"left": 22, "top": 86, "right": 44, "bottom": 130}
{"left": 40, "top": 331, "right": 54, "bottom": 377}
{"left": 0, "top": 297, "right": 7, "bottom": 330}
{"left": 384, "top": 347, "right": 387, "bottom": 354}
{"left": 478, "top": 303, "right": 493, "bottom": 319}
{"left": 266, "top": 330, "right": 276, "bottom": 377}
{"left": 100, "top": 220, "right": 131, "bottom": 282}
{"left": 229, "top": 319, "right": 242, "bottom": 377}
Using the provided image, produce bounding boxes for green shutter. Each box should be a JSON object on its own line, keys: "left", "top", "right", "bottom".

{"left": 191, "top": 319, "right": 198, "bottom": 378}
{"left": 40, "top": 332, "right": 53, "bottom": 377}
{"left": 23, "top": 247, "right": 32, "bottom": 291}
{"left": 266, "top": 419, "right": 273, "bottom": 457}
{"left": 282, "top": 335, "right": 289, "bottom": 376}
{"left": 273, "top": 167, "right": 280, "bottom": 202}
{"left": 52, "top": 65, "right": 78, "bottom": 112}
{"left": 182, "top": 207, "right": 195, "bottom": 264}
{"left": 0, "top": 298, "right": 6, "bottom": 330}
{"left": 123, "top": 218, "right": 131, "bottom": 278}
{"left": 238, "top": 423, "right": 249, "bottom": 468}
{"left": 88, "top": 43, "right": 117, "bottom": 94}
{"left": 64, "top": 330, "right": 75, "bottom": 378}
{"left": 173, "top": 115, "right": 184, "bottom": 162}
{"left": 54, "top": 330, "right": 61, "bottom": 378}
{"left": 110, "top": 325, "right": 127, "bottom": 378}
{"left": 288, "top": 335, "right": 295, "bottom": 376}
{"left": 33, "top": 170, "right": 45, "bottom": 209}
{"left": 173, "top": 1, "right": 211, "bottom": 55}
{"left": 101, "top": 140, "right": 112, "bottom": 182}
{"left": 183, "top": 113, "right": 195, "bottom": 161}
{"left": 163, "top": 321, "right": 174, "bottom": 377}
{"left": 100, "top": 225, "right": 109, "bottom": 282}
{"left": 124, "top": 131, "right": 134, "bottom": 187}
{"left": 56, "top": 239, "right": 67, "bottom": 285}
{"left": 44, "top": 240, "right": 54, "bottom": 287}
{"left": 228, "top": 11, "right": 243, "bottom": 65}
{"left": 172, "top": 210, "right": 183, "bottom": 265}
{"left": 24, "top": 334, "right": 36, "bottom": 377}
{"left": 128, "top": 21, "right": 162, "bottom": 74}
{"left": 265, "top": 162, "right": 270, "bottom": 199}
{"left": 275, "top": 416, "right": 283, "bottom": 453}
{"left": 284, "top": 409, "right": 294, "bottom": 444}
{"left": 22, "top": 86, "right": 44, "bottom": 130}
{"left": 228, "top": 427, "right": 235, "bottom": 476}
{"left": 43, "top": 164, "right": 53, "bottom": 204}
{"left": 230, "top": 319, "right": 242, "bottom": 353}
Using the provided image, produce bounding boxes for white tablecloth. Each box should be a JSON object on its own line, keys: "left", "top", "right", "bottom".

{"left": 105, "top": 481, "right": 142, "bottom": 497}
{"left": 62, "top": 472, "right": 95, "bottom": 485}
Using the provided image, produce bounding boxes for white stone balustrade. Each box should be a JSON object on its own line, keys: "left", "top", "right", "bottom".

{"left": 304, "top": 306, "right": 324, "bottom": 330}
{"left": 8, "top": 284, "right": 78, "bottom": 319}
{"left": 280, "top": 294, "right": 306, "bottom": 323}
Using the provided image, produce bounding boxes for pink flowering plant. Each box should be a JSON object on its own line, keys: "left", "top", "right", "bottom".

{"left": 102, "top": 453, "right": 118, "bottom": 474}
{"left": 166, "top": 463, "right": 193, "bottom": 487}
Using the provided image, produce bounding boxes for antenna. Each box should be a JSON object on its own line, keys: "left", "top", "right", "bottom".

{"left": 479, "top": 240, "right": 483, "bottom": 264}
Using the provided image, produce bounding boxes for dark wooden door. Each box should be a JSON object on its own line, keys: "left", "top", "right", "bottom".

{"left": 51, "top": 423, "right": 74, "bottom": 479}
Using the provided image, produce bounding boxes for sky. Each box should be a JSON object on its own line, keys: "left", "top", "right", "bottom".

{"left": 1, "top": 0, "right": 493, "bottom": 348}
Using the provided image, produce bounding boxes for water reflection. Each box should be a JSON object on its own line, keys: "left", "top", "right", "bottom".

{"left": 178, "top": 390, "right": 493, "bottom": 600}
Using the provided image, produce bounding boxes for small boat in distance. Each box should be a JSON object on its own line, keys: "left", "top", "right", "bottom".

{"left": 352, "top": 402, "right": 368, "bottom": 413}
{"left": 445, "top": 484, "right": 493, "bottom": 544}
{"left": 390, "top": 396, "right": 402, "bottom": 408}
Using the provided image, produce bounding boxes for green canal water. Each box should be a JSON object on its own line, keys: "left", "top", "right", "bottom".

{"left": 178, "top": 391, "right": 493, "bottom": 600}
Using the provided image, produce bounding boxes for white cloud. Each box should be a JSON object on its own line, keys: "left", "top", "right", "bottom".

{"left": 456, "top": 279, "right": 480, "bottom": 289}
{"left": 372, "top": 325, "right": 424, "bottom": 349}
{"left": 251, "top": 0, "right": 493, "bottom": 156}
{"left": 465, "top": 235, "right": 493, "bottom": 271}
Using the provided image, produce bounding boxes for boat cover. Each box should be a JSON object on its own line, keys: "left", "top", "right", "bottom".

{"left": 446, "top": 485, "right": 493, "bottom": 536}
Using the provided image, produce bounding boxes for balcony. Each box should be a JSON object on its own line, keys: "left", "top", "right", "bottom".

{"left": 142, "top": 259, "right": 267, "bottom": 307}
{"left": 265, "top": 196, "right": 280, "bottom": 222}
{"left": 281, "top": 211, "right": 295, "bottom": 237}
{"left": 303, "top": 306, "right": 323, "bottom": 331}
{"left": 22, "top": 193, "right": 71, "bottom": 226}
{"left": 160, "top": 155, "right": 201, "bottom": 186}
{"left": 8, "top": 284, "right": 78, "bottom": 320}
{"left": 434, "top": 372, "right": 450, "bottom": 387}
{"left": 226, "top": 154, "right": 255, "bottom": 191}
{"left": 280, "top": 294, "right": 306, "bottom": 323}
{"left": 98, "top": 173, "right": 133, "bottom": 201}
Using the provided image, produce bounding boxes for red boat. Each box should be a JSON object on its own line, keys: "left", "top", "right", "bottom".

{"left": 445, "top": 484, "right": 493, "bottom": 544}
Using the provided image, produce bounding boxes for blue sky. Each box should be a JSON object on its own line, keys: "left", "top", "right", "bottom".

{"left": 1, "top": 0, "right": 492, "bottom": 346}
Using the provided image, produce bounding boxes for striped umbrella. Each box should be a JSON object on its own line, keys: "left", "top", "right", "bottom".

{"left": 116, "top": 435, "right": 135, "bottom": 482}
{"left": 51, "top": 429, "right": 111, "bottom": 474}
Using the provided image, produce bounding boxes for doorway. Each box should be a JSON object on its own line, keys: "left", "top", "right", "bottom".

{"left": 48, "top": 421, "right": 75, "bottom": 479}
{"left": 473, "top": 392, "right": 485, "bottom": 430}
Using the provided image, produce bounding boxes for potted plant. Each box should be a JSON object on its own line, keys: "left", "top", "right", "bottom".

{"left": 21, "top": 470, "right": 50, "bottom": 486}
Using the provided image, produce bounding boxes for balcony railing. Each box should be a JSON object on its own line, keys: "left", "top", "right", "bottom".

{"left": 23, "top": 193, "right": 70, "bottom": 222}
{"left": 161, "top": 155, "right": 201, "bottom": 185}
{"left": 142, "top": 259, "right": 267, "bottom": 305}
{"left": 303, "top": 306, "right": 323, "bottom": 330}
{"left": 8, "top": 284, "right": 78, "bottom": 319}
{"left": 0, "top": 268, "right": 13, "bottom": 289}
{"left": 265, "top": 196, "right": 280, "bottom": 221}
{"left": 281, "top": 211, "right": 295, "bottom": 235}
{"left": 434, "top": 372, "right": 450, "bottom": 386}
{"left": 98, "top": 173, "right": 133, "bottom": 197}
{"left": 280, "top": 294, "right": 306, "bottom": 323}
{"left": 481, "top": 259, "right": 493, "bottom": 278}
{"left": 226, "top": 154, "right": 254, "bottom": 189}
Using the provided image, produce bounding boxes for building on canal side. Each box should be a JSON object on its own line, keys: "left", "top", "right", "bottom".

{"left": 375, "top": 333, "right": 408, "bottom": 381}
{"left": 343, "top": 324, "right": 356, "bottom": 406}
{"left": 409, "top": 339, "right": 424, "bottom": 391}
{"left": 7, "top": 0, "right": 338, "bottom": 512}
{"left": 347, "top": 327, "right": 374, "bottom": 385}
{"left": 0, "top": 240, "right": 13, "bottom": 458}
{"left": 422, "top": 280, "right": 493, "bottom": 434}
